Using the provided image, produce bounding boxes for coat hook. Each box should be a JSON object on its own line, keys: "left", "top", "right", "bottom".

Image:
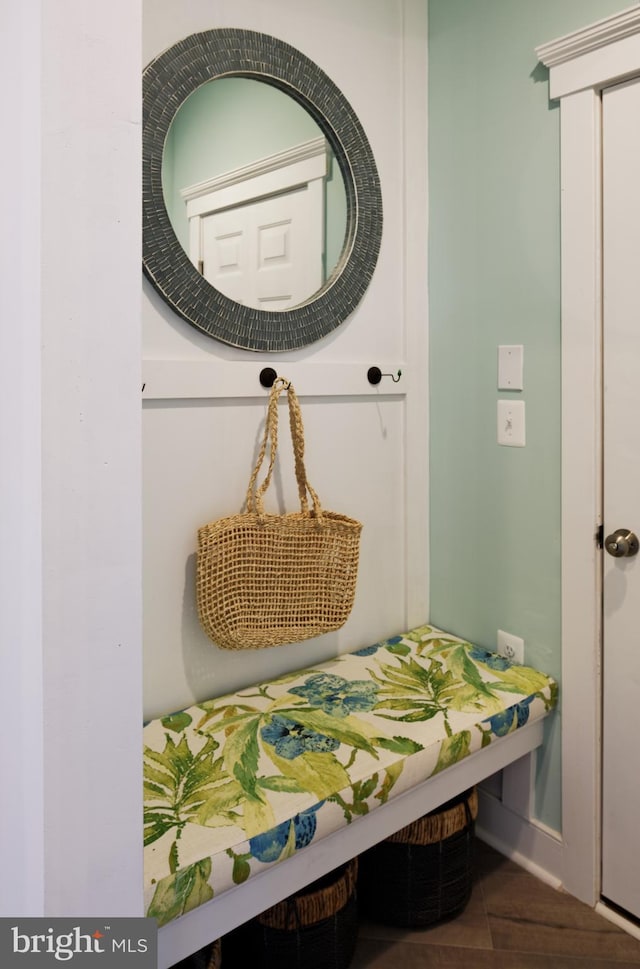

{"left": 367, "top": 367, "right": 402, "bottom": 385}
{"left": 260, "top": 367, "right": 278, "bottom": 388}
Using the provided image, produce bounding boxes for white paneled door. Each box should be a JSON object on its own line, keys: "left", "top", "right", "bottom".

{"left": 201, "top": 187, "right": 323, "bottom": 310}
{"left": 601, "top": 75, "right": 640, "bottom": 922}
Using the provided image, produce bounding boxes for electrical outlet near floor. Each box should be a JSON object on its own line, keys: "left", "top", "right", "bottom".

{"left": 497, "top": 629, "right": 525, "bottom": 665}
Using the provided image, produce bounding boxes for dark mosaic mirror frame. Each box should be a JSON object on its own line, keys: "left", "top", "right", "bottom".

{"left": 143, "top": 29, "right": 383, "bottom": 352}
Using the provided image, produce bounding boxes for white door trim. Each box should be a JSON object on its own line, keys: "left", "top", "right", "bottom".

{"left": 181, "top": 136, "right": 329, "bottom": 208}
{"left": 535, "top": 5, "right": 640, "bottom": 905}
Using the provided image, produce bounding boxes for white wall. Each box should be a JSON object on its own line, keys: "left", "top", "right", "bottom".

{"left": 0, "top": 0, "right": 44, "bottom": 916}
{"left": 1, "top": 0, "right": 143, "bottom": 917}
{"left": 2, "top": 0, "right": 427, "bottom": 921}
{"left": 142, "top": 0, "right": 429, "bottom": 722}
{"left": 39, "top": 0, "right": 143, "bottom": 915}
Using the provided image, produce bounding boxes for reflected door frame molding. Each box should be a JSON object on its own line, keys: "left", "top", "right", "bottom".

{"left": 181, "top": 135, "right": 330, "bottom": 211}
{"left": 535, "top": 3, "right": 640, "bottom": 915}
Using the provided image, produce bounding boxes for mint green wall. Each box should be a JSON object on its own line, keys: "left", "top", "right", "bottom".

{"left": 428, "top": 0, "right": 623, "bottom": 832}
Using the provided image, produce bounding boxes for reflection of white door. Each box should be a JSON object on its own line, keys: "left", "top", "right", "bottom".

{"left": 201, "top": 186, "right": 323, "bottom": 310}
{"left": 601, "top": 75, "right": 640, "bottom": 922}
{"left": 184, "top": 137, "right": 329, "bottom": 310}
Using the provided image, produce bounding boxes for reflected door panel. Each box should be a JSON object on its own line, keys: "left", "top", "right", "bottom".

{"left": 201, "top": 186, "right": 323, "bottom": 310}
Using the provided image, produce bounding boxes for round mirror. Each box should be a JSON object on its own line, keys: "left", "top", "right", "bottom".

{"left": 162, "top": 76, "right": 348, "bottom": 311}
{"left": 143, "top": 29, "right": 383, "bottom": 351}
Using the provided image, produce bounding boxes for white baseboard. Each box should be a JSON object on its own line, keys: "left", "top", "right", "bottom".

{"left": 596, "top": 902, "right": 640, "bottom": 941}
{"left": 478, "top": 791, "right": 640, "bottom": 945}
{"left": 476, "top": 787, "right": 564, "bottom": 890}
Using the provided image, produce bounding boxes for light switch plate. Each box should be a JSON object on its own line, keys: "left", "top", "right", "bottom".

{"left": 498, "top": 345, "right": 524, "bottom": 391}
{"left": 497, "top": 399, "right": 525, "bottom": 446}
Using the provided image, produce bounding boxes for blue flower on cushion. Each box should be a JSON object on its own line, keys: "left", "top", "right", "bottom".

{"left": 260, "top": 714, "right": 339, "bottom": 759}
{"left": 484, "top": 695, "right": 535, "bottom": 737}
{"left": 288, "top": 673, "right": 378, "bottom": 717}
{"left": 249, "top": 803, "right": 324, "bottom": 862}
{"left": 292, "top": 805, "right": 322, "bottom": 849}
{"left": 469, "top": 646, "right": 512, "bottom": 671}
{"left": 354, "top": 635, "right": 406, "bottom": 657}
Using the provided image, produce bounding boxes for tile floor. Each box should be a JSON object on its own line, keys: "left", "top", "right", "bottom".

{"left": 353, "top": 840, "right": 640, "bottom": 968}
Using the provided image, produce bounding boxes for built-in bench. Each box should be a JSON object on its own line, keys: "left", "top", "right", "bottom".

{"left": 144, "top": 623, "right": 557, "bottom": 968}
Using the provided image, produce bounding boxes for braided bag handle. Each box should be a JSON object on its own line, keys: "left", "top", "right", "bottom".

{"left": 246, "top": 378, "right": 323, "bottom": 522}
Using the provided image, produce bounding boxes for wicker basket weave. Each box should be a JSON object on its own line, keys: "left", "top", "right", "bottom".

{"left": 359, "top": 788, "right": 478, "bottom": 928}
{"left": 207, "top": 939, "right": 221, "bottom": 969}
{"left": 196, "top": 378, "right": 362, "bottom": 651}
{"left": 223, "top": 858, "right": 359, "bottom": 969}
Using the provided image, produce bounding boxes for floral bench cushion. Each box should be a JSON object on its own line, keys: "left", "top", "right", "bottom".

{"left": 143, "top": 623, "right": 557, "bottom": 927}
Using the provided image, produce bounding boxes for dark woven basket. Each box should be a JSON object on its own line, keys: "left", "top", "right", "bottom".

{"left": 170, "top": 937, "right": 221, "bottom": 969}
{"left": 222, "top": 858, "right": 358, "bottom": 969}
{"left": 358, "top": 788, "right": 478, "bottom": 928}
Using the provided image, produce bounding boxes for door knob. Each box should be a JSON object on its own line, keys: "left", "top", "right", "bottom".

{"left": 604, "top": 529, "right": 639, "bottom": 558}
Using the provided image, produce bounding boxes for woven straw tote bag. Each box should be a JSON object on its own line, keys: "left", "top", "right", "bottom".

{"left": 196, "top": 378, "right": 362, "bottom": 650}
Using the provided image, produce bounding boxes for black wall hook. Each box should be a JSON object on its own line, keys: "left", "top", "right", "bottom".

{"left": 367, "top": 366, "right": 402, "bottom": 385}
{"left": 259, "top": 368, "right": 291, "bottom": 390}
{"left": 262, "top": 366, "right": 401, "bottom": 389}
{"left": 259, "top": 367, "right": 278, "bottom": 388}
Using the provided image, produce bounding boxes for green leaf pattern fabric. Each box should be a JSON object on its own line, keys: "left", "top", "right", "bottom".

{"left": 143, "top": 624, "right": 557, "bottom": 926}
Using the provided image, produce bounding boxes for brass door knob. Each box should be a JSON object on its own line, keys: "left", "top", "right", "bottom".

{"left": 604, "top": 529, "right": 639, "bottom": 558}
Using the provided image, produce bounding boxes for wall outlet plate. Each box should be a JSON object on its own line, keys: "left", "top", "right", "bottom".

{"left": 497, "top": 629, "right": 525, "bottom": 665}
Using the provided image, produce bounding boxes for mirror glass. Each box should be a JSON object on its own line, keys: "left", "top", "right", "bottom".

{"left": 162, "top": 77, "right": 347, "bottom": 312}
{"left": 143, "top": 28, "right": 383, "bottom": 351}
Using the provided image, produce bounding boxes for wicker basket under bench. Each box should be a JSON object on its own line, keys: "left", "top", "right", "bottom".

{"left": 144, "top": 623, "right": 557, "bottom": 969}
{"left": 359, "top": 787, "right": 478, "bottom": 928}
{"left": 223, "top": 858, "right": 359, "bottom": 969}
